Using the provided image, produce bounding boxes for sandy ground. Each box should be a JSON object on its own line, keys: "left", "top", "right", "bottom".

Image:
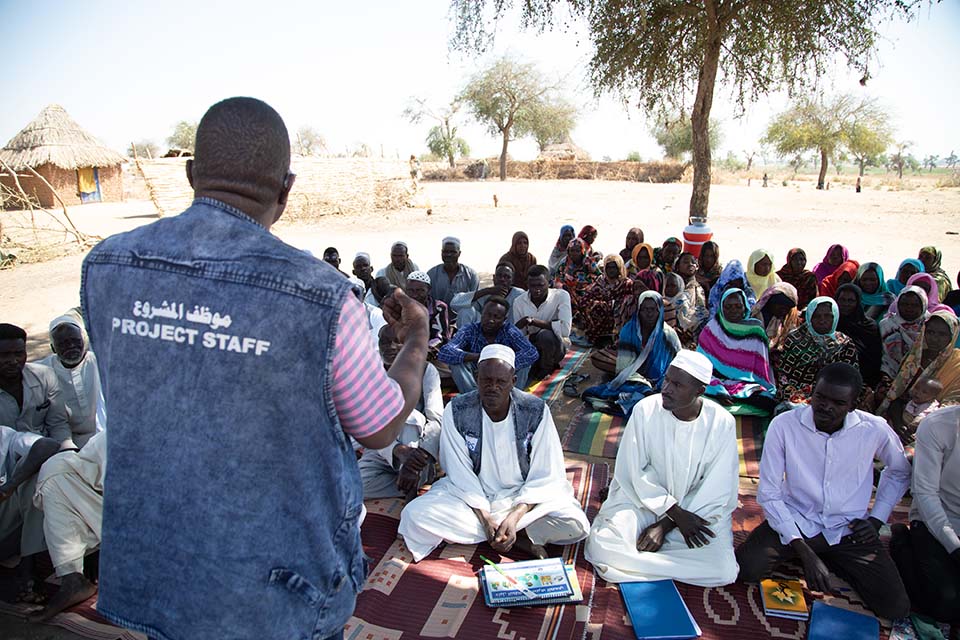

{"left": 3, "top": 179, "right": 960, "bottom": 359}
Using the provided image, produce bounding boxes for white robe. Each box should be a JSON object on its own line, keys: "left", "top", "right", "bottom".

{"left": 37, "top": 352, "right": 102, "bottom": 449}
{"left": 399, "top": 401, "right": 589, "bottom": 562}
{"left": 33, "top": 431, "right": 106, "bottom": 576}
{"left": 585, "top": 395, "right": 739, "bottom": 586}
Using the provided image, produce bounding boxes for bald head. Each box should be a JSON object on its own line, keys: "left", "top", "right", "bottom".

{"left": 188, "top": 97, "right": 292, "bottom": 222}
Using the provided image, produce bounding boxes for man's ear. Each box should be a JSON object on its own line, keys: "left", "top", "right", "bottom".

{"left": 278, "top": 172, "right": 295, "bottom": 206}
{"left": 185, "top": 159, "right": 195, "bottom": 189}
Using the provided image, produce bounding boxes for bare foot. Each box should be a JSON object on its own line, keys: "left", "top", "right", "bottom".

{"left": 28, "top": 573, "right": 96, "bottom": 623}
{"left": 514, "top": 531, "right": 549, "bottom": 559}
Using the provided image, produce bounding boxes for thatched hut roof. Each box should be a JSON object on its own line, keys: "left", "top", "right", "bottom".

{"left": 538, "top": 142, "right": 591, "bottom": 161}
{"left": 0, "top": 104, "right": 126, "bottom": 171}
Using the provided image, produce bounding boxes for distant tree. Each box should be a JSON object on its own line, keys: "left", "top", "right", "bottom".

{"left": 404, "top": 97, "right": 471, "bottom": 168}
{"left": 743, "top": 148, "right": 759, "bottom": 172}
{"left": 846, "top": 111, "right": 893, "bottom": 176}
{"left": 127, "top": 139, "right": 159, "bottom": 159}
{"left": 460, "top": 56, "right": 570, "bottom": 180}
{"left": 602, "top": 154, "right": 613, "bottom": 162}
{"left": 764, "top": 94, "right": 887, "bottom": 189}
{"left": 295, "top": 126, "right": 327, "bottom": 156}
{"left": 651, "top": 115, "right": 721, "bottom": 161}
{"left": 450, "top": 0, "right": 923, "bottom": 218}
{"left": 890, "top": 141, "right": 913, "bottom": 179}
{"left": 922, "top": 154, "right": 939, "bottom": 171}
{"left": 528, "top": 98, "right": 578, "bottom": 151}
{"left": 720, "top": 151, "right": 745, "bottom": 172}
{"left": 625, "top": 151, "right": 642, "bottom": 162}
{"left": 166, "top": 121, "right": 197, "bottom": 152}
{"left": 944, "top": 151, "right": 958, "bottom": 169}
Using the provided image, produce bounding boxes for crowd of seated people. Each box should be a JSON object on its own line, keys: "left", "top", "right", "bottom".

{"left": 3, "top": 222, "right": 959, "bottom": 636}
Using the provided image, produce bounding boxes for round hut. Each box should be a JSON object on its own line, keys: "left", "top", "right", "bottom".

{"left": 0, "top": 104, "right": 125, "bottom": 207}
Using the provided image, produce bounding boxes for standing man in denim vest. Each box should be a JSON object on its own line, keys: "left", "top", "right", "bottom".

{"left": 81, "top": 97, "right": 428, "bottom": 640}
{"left": 398, "top": 344, "right": 588, "bottom": 562}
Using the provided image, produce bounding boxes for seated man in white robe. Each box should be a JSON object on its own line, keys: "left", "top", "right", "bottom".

{"left": 585, "top": 350, "right": 739, "bottom": 586}
{"left": 29, "top": 430, "right": 106, "bottom": 621}
{"left": 38, "top": 312, "right": 102, "bottom": 449}
{"left": 358, "top": 327, "right": 443, "bottom": 500}
{"left": 399, "top": 344, "right": 589, "bottom": 561}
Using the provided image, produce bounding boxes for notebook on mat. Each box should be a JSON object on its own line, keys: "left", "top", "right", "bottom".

{"left": 479, "top": 557, "right": 581, "bottom": 608}
{"left": 807, "top": 601, "right": 879, "bottom": 640}
{"left": 620, "top": 580, "right": 701, "bottom": 639}
{"left": 760, "top": 579, "right": 809, "bottom": 620}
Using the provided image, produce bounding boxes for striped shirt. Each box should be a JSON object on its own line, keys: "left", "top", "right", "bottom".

{"left": 332, "top": 292, "right": 403, "bottom": 440}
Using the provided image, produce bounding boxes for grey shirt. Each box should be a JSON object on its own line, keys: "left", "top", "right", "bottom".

{"left": 0, "top": 362, "right": 70, "bottom": 444}
{"left": 427, "top": 263, "right": 480, "bottom": 308}
{"left": 910, "top": 406, "right": 960, "bottom": 554}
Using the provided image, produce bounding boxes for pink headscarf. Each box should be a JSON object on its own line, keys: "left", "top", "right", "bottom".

{"left": 812, "top": 244, "right": 849, "bottom": 284}
{"left": 887, "top": 272, "right": 956, "bottom": 316}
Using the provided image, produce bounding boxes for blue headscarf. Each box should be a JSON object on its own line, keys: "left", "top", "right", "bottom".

{"left": 887, "top": 259, "right": 925, "bottom": 296}
{"left": 612, "top": 291, "right": 680, "bottom": 390}
{"left": 708, "top": 260, "right": 757, "bottom": 315}
{"left": 805, "top": 296, "right": 840, "bottom": 342}
{"left": 855, "top": 262, "right": 895, "bottom": 309}
{"left": 555, "top": 225, "right": 575, "bottom": 250}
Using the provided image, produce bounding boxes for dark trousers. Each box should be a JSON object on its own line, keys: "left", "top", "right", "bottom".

{"left": 736, "top": 520, "right": 910, "bottom": 620}
{"left": 891, "top": 521, "right": 960, "bottom": 623}
{"left": 530, "top": 328, "right": 565, "bottom": 376}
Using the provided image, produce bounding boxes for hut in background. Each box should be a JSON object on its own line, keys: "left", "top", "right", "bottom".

{"left": 0, "top": 104, "right": 125, "bottom": 208}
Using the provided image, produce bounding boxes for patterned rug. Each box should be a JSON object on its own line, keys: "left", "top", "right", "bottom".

{"left": 562, "top": 405, "right": 769, "bottom": 478}
{"left": 524, "top": 346, "right": 590, "bottom": 404}
{"left": 569, "top": 483, "right": 912, "bottom": 640}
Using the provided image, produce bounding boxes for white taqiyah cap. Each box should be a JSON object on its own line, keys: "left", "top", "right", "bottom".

{"left": 407, "top": 270, "right": 431, "bottom": 285}
{"left": 669, "top": 350, "right": 713, "bottom": 385}
{"left": 478, "top": 344, "right": 515, "bottom": 369}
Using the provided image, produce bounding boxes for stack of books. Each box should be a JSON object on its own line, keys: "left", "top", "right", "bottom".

{"left": 478, "top": 557, "right": 582, "bottom": 608}
{"left": 759, "top": 579, "right": 809, "bottom": 620}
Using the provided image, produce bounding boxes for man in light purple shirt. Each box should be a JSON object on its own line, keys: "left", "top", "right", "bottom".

{"left": 736, "top": 363, "right": 911, "bottom": 620}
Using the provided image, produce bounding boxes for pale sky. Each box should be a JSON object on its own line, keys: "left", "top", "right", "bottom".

{"left": 1, "top": 0, "right": 958, "bottom": 164}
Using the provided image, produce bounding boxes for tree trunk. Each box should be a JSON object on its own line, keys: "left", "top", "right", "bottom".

{"left": 858, "top": 159, "right": 866, "bottom": 176}
{"left": 746, "top": 156, "right": 754, "bottom": 172}
{"left": 816, "top": 148, "right": 828, "bottom": 189}
{"left": 499, "top": 129, "right": 510, "bottom": 181}
{"left": 897, "top": 163, "right": 903, "bottom": 179}
{"left": 689, "top": 1, "right": 722, "bottom": 220}
{"left": 447, "top": 150, "right": 455, "bottom": 169}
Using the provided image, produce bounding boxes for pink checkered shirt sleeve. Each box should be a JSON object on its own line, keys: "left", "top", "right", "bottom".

{"left": 331, "top": 292, "right": 403, "bottom": 440}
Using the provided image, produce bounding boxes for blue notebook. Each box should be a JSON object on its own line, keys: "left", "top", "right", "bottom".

{"left": 807, "top": 601, "right": 879, "bottom": 640}
{"left": 620, "top": 580, "right": 702, "bottom": 640}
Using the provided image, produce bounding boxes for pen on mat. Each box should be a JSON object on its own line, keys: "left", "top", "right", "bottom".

{"left": 479, "top": 555, "right": 537, "bottom": 600}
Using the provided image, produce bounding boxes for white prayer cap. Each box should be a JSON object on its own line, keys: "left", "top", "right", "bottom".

{"left": 354, "top": 252, "right": 371, "bottom": 262}
{"left": 478, "top": 344, "right": 515, "bottom": 369}
{"left": 442, "top": 236, "right": 461, "bottom": 249}
{"left": 49, "top": 311, "right": 83, "bottom": 332}
{"left": 669, "top": 350, "right": 713, "bottom": 385}
{"left": 407, "top": 270, "right": 431, "bottom": 285}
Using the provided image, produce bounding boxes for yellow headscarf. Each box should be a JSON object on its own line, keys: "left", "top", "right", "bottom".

{"left": 746, "top": 249, "right": 781, "bottom": 299}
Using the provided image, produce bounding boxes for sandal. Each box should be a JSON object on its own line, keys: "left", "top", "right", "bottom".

{"left": 562, "top": 373, "right": 590, "bottom": 398}
{"left": 16, "top": 579, "right": 47, "bottom": 605}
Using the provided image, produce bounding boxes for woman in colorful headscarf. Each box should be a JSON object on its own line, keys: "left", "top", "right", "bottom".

{"left": 886, "top": 259, "right": 924, "bottom": 296}
{"left": 578, "top": 225, "right": 601, "bottom": 261}
{"left": 812, "top": 244, "right": 849, "bottom": 284}
{"left": 889, "top": 273, "right": 955, "bottom": 315}
{"left": 853, "top": 262, "right": 895, "bottom": 320}
{"left": 836, "top": 283, "right": 884, "bottom": 389}
{"left": 580, "top": 254, "right": 634, "bottom": 346}
{"left": 499, "top": 231, "right": 537, "bottom": 289}
{"left": 582, "top": 291, "right": 681, "bottom": 417}
{"left": 877, "top": 310, "right": 960, "bottom": 420}
{"left": 776, "top": 248, "right": 819, "bottom": 311}
{"left": 553, "top": 237, "right": 602, "bottom": 327}
{"left": 746, "top": 249, "right": 781, "bottom": 299}
{"left": 750, "top": 282, "right": 800, "bottom": 351}
{"left": 819, "top": 260, "right": 860, "bottom": 299}
{"left": 707, "top": 260, "right": 757, "bottom": 316}
{"left": 619, "top": 228, "right": 644, "bottom": 263}
{"left": 548, "top": 225, "right": 576, "bottom": 275}
{"left": 773, "top": 297, "right": 858, "bottom": 405}
{"left": 673, "top": 252, "right": 709, "bottom": 331}
{"left": 661, "top": 272, "right": 705, "bottom": 349}
{"left": 695, "top": 241, "right": 721, "bottom": 298}
{"left": 697, "top": 288, "right": 776, "bottom": 407}
{"left": 653, "top": 237, "right": 683, "bottom": 272}
{"left": 626, "top": 243, "right": 663, "bottom": 289}
{"left": 879, "top": 285, "right": 929, "bottom": 379}
{"left": 918, "top": 246, "right": 953, "bottom": 301}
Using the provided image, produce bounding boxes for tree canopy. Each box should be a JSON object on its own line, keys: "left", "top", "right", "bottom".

{"left": 166, "top": 120, "right": 197, "bottom": 151}
{"left": 449, "top": 0, "right": 923, "bottom": 217}
{"left": 651, "top": 115, "right": 721, "bottom": 161}
{"left": 459, "top": 56, "right": 575, "bottom": 180}
{"left": 404, "top": 97, "right": 471, "bottom": 168}
{"left": 764, "top": 94, "right": 890, "bottom": 187}
{"left": 127, "top": 139, "right": 159, "bottom": 159}
{"left": 295, "top": 126, "right": 327, "bottom": 156}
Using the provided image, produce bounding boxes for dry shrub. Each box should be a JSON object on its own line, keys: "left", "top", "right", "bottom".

{"left": 0, "top": 180, "right": 93, "bottom": 266}
{"left": 483, "top": 159, "right": 687, "bottom": 183}
{"left": 936, "top": 171, "right": 960, "bottom": 188}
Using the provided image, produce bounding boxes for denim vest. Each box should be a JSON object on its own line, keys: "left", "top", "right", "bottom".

{"left": 450, "top": 389, "right": 544, "bottom": 480}
{"left": 81, "top": 198, "right": 364, "bottom": 640}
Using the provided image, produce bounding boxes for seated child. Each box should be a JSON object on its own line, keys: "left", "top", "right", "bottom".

{"left": 896, "top": 377, "right": 943, "bottom": 458}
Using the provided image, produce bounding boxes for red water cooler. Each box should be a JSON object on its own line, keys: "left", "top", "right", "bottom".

{"left": 682, "top": 216, "right": 713, "bottom": 257}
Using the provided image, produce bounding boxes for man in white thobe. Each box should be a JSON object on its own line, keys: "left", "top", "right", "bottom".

{"left": 29, "top": 429, "right": 106, "bottom": 621}
{"left": 38, "top": 312, "right": 102, "bottom": 449}
{"left": 358, "top": 328, "right": 444, "bottom": 499}
{"left": 399, "top": 344, "right": 589, "bottom": 562}
{"left": 585, "top": 350, "right": 739, "bottom": 586}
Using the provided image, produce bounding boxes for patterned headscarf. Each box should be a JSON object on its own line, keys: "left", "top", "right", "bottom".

{"left": 919, "top": 246, "right": 952, "bottom": 301}
{"left": 708, "top": 260, "right": 757, "bottom": 315}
